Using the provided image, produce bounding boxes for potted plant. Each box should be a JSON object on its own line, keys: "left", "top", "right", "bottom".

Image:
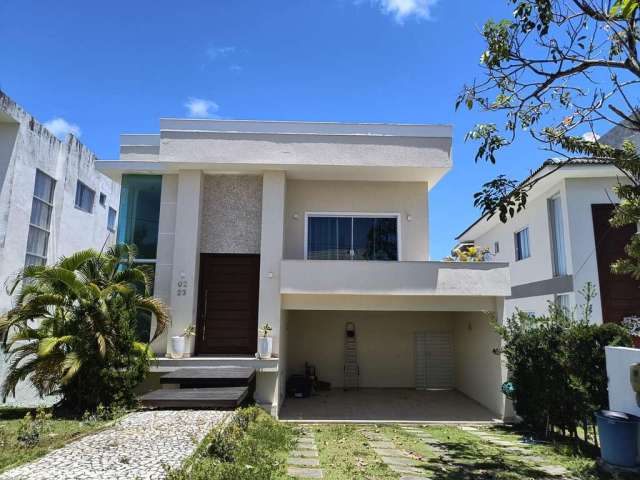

{"left": 257, "top": 323, "right": 273, "bottom": 359}
{"left": 171, "top": 325, "right": 196, "bottom": 359}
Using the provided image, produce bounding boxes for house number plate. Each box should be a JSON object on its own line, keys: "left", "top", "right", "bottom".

{"left": 176, "top": 280, "right": 188, "bottom": 297}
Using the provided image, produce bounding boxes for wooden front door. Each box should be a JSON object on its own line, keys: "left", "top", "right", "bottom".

{"left": 591, "top": 204, "right": 640, "bottom": 324}
{"left": 196, "top": 254, "right": 260, "bottom": 355}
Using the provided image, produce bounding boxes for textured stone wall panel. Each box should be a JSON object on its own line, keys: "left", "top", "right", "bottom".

{"left": 200, "top": 174, "right": 262, "bottom": 254}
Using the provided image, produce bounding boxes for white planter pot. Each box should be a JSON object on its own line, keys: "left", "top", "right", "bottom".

{"left": 257, "top": 337, "right": 272, "bottom": 359}
{"left": 171, "top": 336, "right": 186, "bottom": 359}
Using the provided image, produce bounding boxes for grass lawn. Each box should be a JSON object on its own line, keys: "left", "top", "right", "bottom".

{"left": 0, "top": 407, "right": 110, "bottom": 473}
{"left": 307, "top": 423, "right": 635, "bottom": 480}
{"left": 314, "top": 424, "right": 399, "bottom": 478}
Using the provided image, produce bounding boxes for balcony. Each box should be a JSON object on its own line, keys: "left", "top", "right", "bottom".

{"left": 280, "top": 260, "right": 510, "bottom": 299}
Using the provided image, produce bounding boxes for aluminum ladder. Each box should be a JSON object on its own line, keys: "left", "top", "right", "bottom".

{"left": 343, "top": 322, "right": 359, "bottom": 390}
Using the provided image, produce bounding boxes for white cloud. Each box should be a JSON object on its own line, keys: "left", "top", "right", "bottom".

{"left": 229, "top": 64, "right": 243, "bottom": 73}
{"left": 206, "top": 46, "right": 236, "bottom": 61}
{"left": 582, "top": 131, "right": 600, "bottom": 142}
{"left": 44, "top": 117, "right": 81, "bottom": 139}
{"left": 184, "top": 97, "right": 220, "bottom": 118}
{"left": 368, "top": 0, "right": 439, "bottom": 23}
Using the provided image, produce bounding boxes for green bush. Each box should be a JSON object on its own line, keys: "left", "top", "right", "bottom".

{"left": 166, "top": 406, "right": 295, "bottom": 480}
{"left": 496, "top": 283, "right": 632, "bottom": 442}
{"left": 0, "top": 245, "right": 169, "bottom": 414}
{"left": 16, "top": 407, "right": 52, "bottom": 448}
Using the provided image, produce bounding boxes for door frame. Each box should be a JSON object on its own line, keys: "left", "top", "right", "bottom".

{"left": 194, "top": 253, "right": 260, "bottom": 356}
{"left": 591, "top": 203, "right": 640, "bottom": 324}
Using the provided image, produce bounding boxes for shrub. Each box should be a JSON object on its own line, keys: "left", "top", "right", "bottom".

{"left": 0, "top": 245, "right": 169, "bottom": 414}
{"left": 16, "top": 407, "right": 52, "bottom": 448}
{"left": 81, "top": 403, "right": 127, "bottom": 423}
{"left": 496, "top": 283, "right": 632, "bottom": 443}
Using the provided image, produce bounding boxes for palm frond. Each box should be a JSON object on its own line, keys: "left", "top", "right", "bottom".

{"left": 61, "top": 352, "right": 83, "bottom": 383}
{"left": 5, "top": 329, "right": 43, "bottom": 345}
{"left": 135, "top": 295, "right": 170, "bottom": 340}
{"left": 1, "top": 304, "right": 52, "bottom": 332}
{"left": 58, "top": 249, "right": 100, "bottom": 271}
{"left": 33, "top": 268, "right": 87, "bottom": 298}
{"left": 2, "top": 357, "right": 40, "bottom": 400}
{"left": 101, "top": 282, "right": 132, "bottom": 298}
{"left": 17, "top": 293, "right": 67, "bottom": 311}
{"left": 113, "top": 268, "right": 148, "bottom": 291}
{"left": 37, "top": 335, "right": 76, "bottom": 357}
{"left": 5, "top": 264, "right": 46, "bottom": 295}
{"left": 96, "top": 332, "right": 106, "bottom": 358}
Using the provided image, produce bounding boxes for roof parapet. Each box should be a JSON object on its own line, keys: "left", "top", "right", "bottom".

{"left": 158, "top": 118, "right": 452, "bottom": 138}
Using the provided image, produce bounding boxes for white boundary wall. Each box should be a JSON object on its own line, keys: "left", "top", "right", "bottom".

{"left": 605, "top": 346, "right": 640, "bottom": 416}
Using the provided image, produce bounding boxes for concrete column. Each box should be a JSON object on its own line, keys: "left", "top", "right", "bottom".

{"left": 150, "top": 175, "right": 178, "bottom": 355}
{"left": 167, "top": 170, "right": 203, "bottom": 356}
{"left": 258, "top": 171, "right": 286, "bottom": 356}
{"left": 496, "top": 296, "right": 515, "bottom": 420}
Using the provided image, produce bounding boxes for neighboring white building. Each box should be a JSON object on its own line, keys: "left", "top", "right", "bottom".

{"left": 98, "top": 118, "right": 512, "bottom": 420}
{"left": 457, "top": 156, "right": 640, "bottom": 325}
{"left": 0, "top": 91, "right": 120, "bottom": 404}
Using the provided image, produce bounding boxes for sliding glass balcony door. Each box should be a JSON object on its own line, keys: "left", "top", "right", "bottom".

{"left": 306, "top": 214, "right": 399, "bottom": 261}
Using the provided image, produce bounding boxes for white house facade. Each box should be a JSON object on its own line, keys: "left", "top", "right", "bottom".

{"left": 0, "top": 91, "right": 120, "bottom": 404}
{"left": 98, "top": 118, "right": 512, "bottom": 420}
{"left": 457, "top": 159, "right": 640, "bottom": 327}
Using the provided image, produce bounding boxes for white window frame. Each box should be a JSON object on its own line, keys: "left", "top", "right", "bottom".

{"left": 548, "top": 194, "right": 568, "bottom": 276}
{"left": 25, "top": 169, "right": 56, "bottom": 266}
{"left": 514, "top": 226, "right": 531, "bottom": 261}
{"left": 304, "top": 212, "right": 402, "bottom": 261}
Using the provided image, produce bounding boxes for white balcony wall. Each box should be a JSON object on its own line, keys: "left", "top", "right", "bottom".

{"left": 281, "top": 260, "right": 510, "bottom": 297}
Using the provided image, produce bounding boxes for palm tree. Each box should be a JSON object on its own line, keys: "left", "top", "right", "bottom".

{"left": 0, "top": 244, "right": 169, "bottom": 413}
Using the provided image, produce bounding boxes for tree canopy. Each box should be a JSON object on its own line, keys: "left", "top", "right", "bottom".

{"left": 459, "top": 0, "right": 640, "bottom": 277}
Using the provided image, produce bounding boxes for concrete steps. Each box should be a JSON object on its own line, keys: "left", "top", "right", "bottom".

{"left": 140, "top": 366, "right": 256, "bottom": 409}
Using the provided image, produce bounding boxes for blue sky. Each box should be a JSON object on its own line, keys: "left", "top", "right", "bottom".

{"left": 0, "top": 0, "right": 553, "bottom": 259}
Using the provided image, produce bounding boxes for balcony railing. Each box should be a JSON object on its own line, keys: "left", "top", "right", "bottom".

{"left": 280, "top": 260, "right": 510, "bottom": 297}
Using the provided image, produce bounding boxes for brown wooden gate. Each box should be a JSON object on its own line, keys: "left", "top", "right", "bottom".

{"left": 195, "top": 254, "right": 260, "bottom": 355}
{"left": 591, "top": 204, "right": 640, "bottom": 324}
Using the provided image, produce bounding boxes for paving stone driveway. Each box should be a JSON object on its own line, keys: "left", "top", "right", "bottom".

{"left": 0, "top": 410, "right": 227, "bottom": 480}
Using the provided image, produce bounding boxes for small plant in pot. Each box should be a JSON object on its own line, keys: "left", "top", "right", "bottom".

{"left": 257, "top": 323, "right": 273, "bottom": 359}
{"left": 171, "top": 325, "right": 196, "bottom": 359}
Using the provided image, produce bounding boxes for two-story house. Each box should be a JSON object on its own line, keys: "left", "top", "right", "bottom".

{"left": 457, "top": 157, "right": 640, "bottom": 327}
{"left": 98, "top": 118, "right": 511, "bottom": 421}
{"left": 0, "top": 90, "right": 120, "bottom": 405}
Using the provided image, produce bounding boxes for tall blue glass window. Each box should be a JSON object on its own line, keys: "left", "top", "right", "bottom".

{"left": 117, "top": 175, "right": 162, "bottom": 260}
{"left": 117, "top": 175, "right": 162, "bottom": 342}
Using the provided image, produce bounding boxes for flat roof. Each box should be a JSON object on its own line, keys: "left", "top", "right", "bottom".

{"left": 119, "top": 119, "right": 453, "bottom": 139}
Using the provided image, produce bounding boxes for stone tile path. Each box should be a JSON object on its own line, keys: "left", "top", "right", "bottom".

{"left": 287, "top": 427, "right": 323, "bottom": 478}
{"left": 458, "top": 425, "right": 571, "bottom": 478}
{"left": 401, "top": 425, "right": 453, "bottom": 463}
{"left": 362, "top": 428, "right": 432, "bottom": 479}
{"left": 0, "top": 410, "right": 227, "bottom": 480}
